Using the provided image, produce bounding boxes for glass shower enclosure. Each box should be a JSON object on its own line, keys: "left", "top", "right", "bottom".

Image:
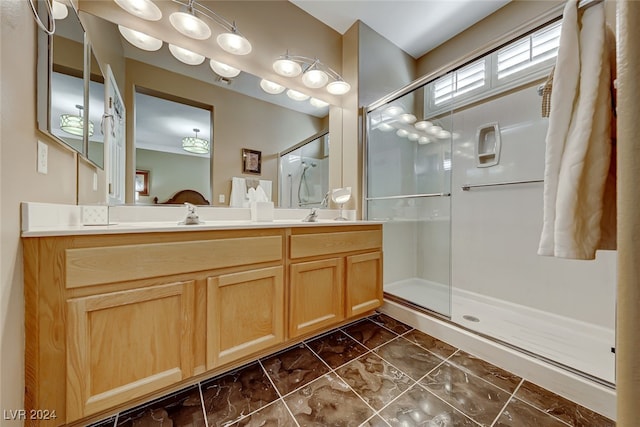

{"left": 365, "top": 90, "right": 453, "bottom": 317}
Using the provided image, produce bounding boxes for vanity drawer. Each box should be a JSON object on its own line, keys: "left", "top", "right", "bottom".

{"left": 289, "top": 230, "right": 382, "bottom": 259}
{"left": 65, "top": 236, "right": 283, "bottom": 288}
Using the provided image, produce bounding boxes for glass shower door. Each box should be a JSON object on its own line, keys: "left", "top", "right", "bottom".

{"left": 365, "top": 93, "right": 452, "bottom": 317}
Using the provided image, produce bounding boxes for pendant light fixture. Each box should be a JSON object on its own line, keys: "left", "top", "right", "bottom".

{"left": 182, "top": 128, "right": 209, "bottom": 154}
{"left": 170, "top": 0, "right": 252, "bottom": 55}
{"left": 114, "top": 0, "right": 162, "bottom": 21}
{"left": 60, "top": 104, "right": 94, "bottom": 137}
{"left": 273, "top": 52, "right": 350, "bottom": 95}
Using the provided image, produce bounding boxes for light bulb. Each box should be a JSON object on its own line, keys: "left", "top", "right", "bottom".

{"left": 302, "top": 69, "right": 329, "bottom": 88}
{"left": 209, "top": 59, "right": 240, "bottom": 78}
{"left": 260, "top": 79, "right": 286, "bottom": 95}
{"left": 384, "top": 106, "right": 404, "bottom": 117}
{"left": 217, "top": 32, "right": 252, "bottom": 55}
{"left": 437, "top": 130, "right": 451, "bottom": 139}
{"left": 168, "top": 44, "right": 205, "bottom": 65}
{"left": 114, "top": 0, "right": 162, "bottom": 21}
{"left": 273, "top": 58, "right": 302, "bottom": 77}
{"left": 118, "top": 25, "right": 162, "bottom": 51}
{"left": 418, "top": 136, "right": 431, "bottom": 144}
{"left": 378, "top": 123, "right": 394, "bottom": 132}
{"left": 310, "top": 98, "right": 329, "bottom": 108}
{"left": 326, "top": 80, "right": 350, "bottom": 95}
{"left": 408, "top": 133, "right": 420, "bottom": 141}
{"left": 286, "top": 89, "right": 310, "bottom": 101}
{"left": 396, "top": 129, "right": 409, "bottom": 138}
{"left": 414, "top": 120, "right": 432, "bottom": 130}
{"left": 169, "top": 11, "right": 211, "bottom": 40}
{"left": 52, "top": 0, "right": 68, "bottom": 20}
{"left": 399, "top": 113, "right": 417, "bottom": 124}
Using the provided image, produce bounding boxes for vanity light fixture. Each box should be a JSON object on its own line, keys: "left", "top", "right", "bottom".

{"left": 114, "top": 0, "right": 162, "bottom": 21}
{"left": 182, "top": 128, "right": 209, "bottom": 154}
{"left": 273, "top": 52, "right": 350, "bottom": 95}
{"left": 309, "top": 98, "right": 329, "bottom": 108}
{"left": 170, "top": 0, "right": 252, "bottom": 55}
{"left": 60, "top": 104, "right": 94, "bottom": 137}
{"left": 52, "top": 0, "right": 68, "bottom": 20}
{"left": 118, "top": 25, "right": 163, "bottom": 51}
{"left": 209, "top": 59, "right": 240, "bottom": 78}
{"left": 377, "top": 123, "right": 394, "bottom": 132}
{"left": 168, "top": 44, "right": 205, "bottom": 65}
{"left": 260, "top": 79, "right": 285, "bottom": 95}
{"left": 286, "top": 89, "right": 310, "bottom": 102}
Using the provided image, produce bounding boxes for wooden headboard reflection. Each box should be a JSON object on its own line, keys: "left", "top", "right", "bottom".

{"left": 153, "top": 190, "right": 210, "bottom": 205}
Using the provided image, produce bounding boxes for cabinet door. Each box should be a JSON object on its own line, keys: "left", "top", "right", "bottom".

{"left": 346, "top": 252, "right": 383, "bottom": 317}
{"left": 289, "top": 258, "right": 344, "bottom": 338}
{"left": 207, "top": 267, "right": 284, "bottom": 369}
{"left": 66, "top": 281, "right": 195, "bottom": 422}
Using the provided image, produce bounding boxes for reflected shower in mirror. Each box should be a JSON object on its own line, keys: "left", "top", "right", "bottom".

{"left": 134, "top": 89, "right": 212, "bottom": 205}
{"left": 279, "top": 132, "right": 329, "bottom": 208}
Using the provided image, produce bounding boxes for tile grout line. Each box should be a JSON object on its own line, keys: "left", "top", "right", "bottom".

{"left": 257, "top": 358, "right": 302, "bottom": 427}
{"left": 488, "top": 377, "right": 525, "bottom": 427}
{"left": 504, "top": 378, "right": 574, "bottom": 427}
{"left": 197, "top": 382, "right": 210, "bottom": 427}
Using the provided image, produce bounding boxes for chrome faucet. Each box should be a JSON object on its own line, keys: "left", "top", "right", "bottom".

{"left": 302, "top": 208, "right": 319, "bottom": 222}
{"left": 180, "top": 202, "right": 202, "bottom": 225}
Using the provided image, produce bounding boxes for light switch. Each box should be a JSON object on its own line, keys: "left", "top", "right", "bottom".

{"left": 37, "top": 141, "right": 48, "bottom": 174}
{"left": 93, "top": 172, "right": 98, "bottom": 191}
{"left": 218, "top": 194, "right": 225, "bottom": 203}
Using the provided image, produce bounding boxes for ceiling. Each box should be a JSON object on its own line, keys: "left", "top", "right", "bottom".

{"left": 290, "top": 0, "right": 511, "bottom": 59}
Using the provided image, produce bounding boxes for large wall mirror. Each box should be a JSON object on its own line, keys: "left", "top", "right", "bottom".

{"left": 36, "top": 0, "right": 106, "bottom": 169}
{"left": 75, "top": 2, "right": 338, "bottom": 207}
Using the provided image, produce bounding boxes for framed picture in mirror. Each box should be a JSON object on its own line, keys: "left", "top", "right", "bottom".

{"left": 242, "top": 148, "right": 262, "bottom": 174}
{"left": 135, "top": 170, "right": 149, "bottom": 196}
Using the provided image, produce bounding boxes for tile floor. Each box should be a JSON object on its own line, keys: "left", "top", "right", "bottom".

{"left": 90, "top": 313, "right": 614, "bottom": 427}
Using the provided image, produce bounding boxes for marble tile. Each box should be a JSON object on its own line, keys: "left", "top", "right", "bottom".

{"left": 495, "top": 398, "right": 569, "bottom": 427}
{"left": 516, "top": 381, "right": 614, "bottom": 427}
{"left": 360, "top": 415, "right": 391, "bottom": 427}
{"left": 88, "top": 417, "right": 116, "bottom": 427}
{"left": 200, "top": 362, "right": 279, "bottom": 427}
{"left": 116, "top": 385, "right": 205, "bottom": 427}
{"left": 306, "top": 330, "right": 370, "bottom": 369}
{"left": 261, "top": 343, "right": 330, "bottom": 396}
{"left": 378, "top": 384, "right": 477, "bottom": 426}
{"left": 419, "top": 362, "right": 510, "bottom": 426}
{"left": 284, "top": 373, "right": 374, "bottom": 426}
{"left": 447, "top": 350, "right": 522, "bottom": 393}
{"left": 402, "top": 329, "right": 457, "bottom": 359}
{"left": 374, "top": 337, "right": 444, "bottom": 381}
{"left": 229, "top": 400, "right": 297, "bottom": 427}
{"left": 336, "top": 352, "right": 414, "bottom": 410}
{"left": 343, "top": 319, "right": 398, "bottom": 349}
{"left": 367, "top": 312, "right": 413, "bottom": 335}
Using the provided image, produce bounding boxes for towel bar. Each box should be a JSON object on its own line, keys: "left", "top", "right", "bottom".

{"left": 462, "top": 179, "right": 544, "bottom": 191}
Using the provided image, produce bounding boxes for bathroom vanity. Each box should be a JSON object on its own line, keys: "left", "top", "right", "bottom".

{"left": 22, "top": 213, "right": 382, "bottom": 426}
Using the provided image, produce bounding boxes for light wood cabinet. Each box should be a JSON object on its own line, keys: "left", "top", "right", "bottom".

{"left": 289, "top": 258, "right": 344, "bottom": 338}
{"left": 346, "top": 252, "right": 383, "bottom": 317}
{"left": 207, "top": 266, "right": 284, "bottom": 368}
{"left": 66, "top": 281, "right": 195, "bottom": 421}
{"left": 23, "top": 224, "right": 382, "bottom": 426}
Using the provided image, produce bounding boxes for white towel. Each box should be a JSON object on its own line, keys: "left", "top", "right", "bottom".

{"left": 538, "top": 0, "right": 615, "bottom": 260}
{"left": 259, "top": 180, "right": 272, "bottom": 201}
{"left": 230, "top": 177, "right": 247, "bottom": 207}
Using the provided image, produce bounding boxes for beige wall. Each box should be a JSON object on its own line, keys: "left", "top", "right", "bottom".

{"left": 1, "top": 1, "right": 80, "bottom": 424}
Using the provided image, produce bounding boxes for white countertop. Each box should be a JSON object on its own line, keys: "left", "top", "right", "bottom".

{"left": 21, "top": 202, "right": 382, "bottom": 237}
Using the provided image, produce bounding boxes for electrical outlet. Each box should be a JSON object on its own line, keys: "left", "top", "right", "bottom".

{"left": 37, "top": 141, "right": 48, "bottom": 174}
{"left": 218, "top": 194, "right": 225, "bottom": 203}
{"left": 93, "top": 172, "right": 98, "bottom": 191}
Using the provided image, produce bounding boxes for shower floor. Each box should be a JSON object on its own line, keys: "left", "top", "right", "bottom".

{"left": 384, "top": 277, "right": 615, "bottom": 383}
{"left": 384, "top": 277, "right": 450, "bottom": 316}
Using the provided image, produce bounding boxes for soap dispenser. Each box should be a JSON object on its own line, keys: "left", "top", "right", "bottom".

{"left": 180, "top": 202, "right": 202, "bottom": 225}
